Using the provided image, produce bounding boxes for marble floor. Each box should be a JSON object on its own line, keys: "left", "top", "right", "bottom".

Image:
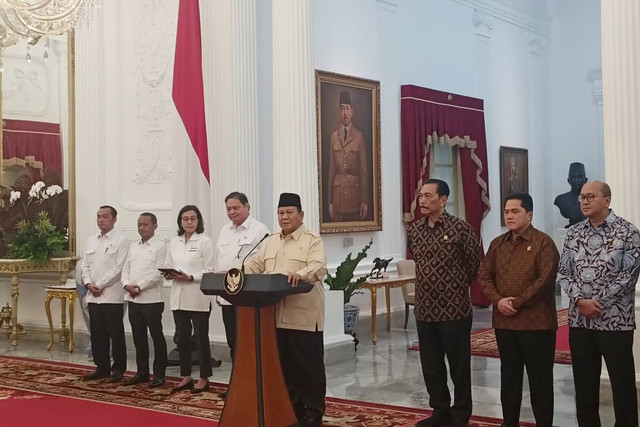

{"left": 0, "top": 295, "right": 616, "bottom": 426}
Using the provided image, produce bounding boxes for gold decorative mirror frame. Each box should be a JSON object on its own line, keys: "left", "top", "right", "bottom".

{"left": 0, "top": 31, "right": 76, "bottom": 255}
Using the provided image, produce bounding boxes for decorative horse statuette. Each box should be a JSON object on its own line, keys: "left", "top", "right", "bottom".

{"left": 370, "top": 257, "right": 393, "bottom": 279}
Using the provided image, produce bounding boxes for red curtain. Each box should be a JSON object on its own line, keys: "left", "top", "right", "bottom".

{"left": 2, "top": 119, "right": 63, "bottom": 178}
{"left": 401, "top": 85, "right": 491, "bottom": 307}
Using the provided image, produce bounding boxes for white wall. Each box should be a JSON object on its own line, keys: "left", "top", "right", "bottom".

{"left": 0, "top": 0, "right": 603, "bottom": 334}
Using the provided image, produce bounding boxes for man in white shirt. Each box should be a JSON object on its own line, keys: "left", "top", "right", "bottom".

{"left": 122, "top": 212, "right": 168, "bottom": 388}
{"left": 215, "top": 192, "right": 269, "bottom": 396}
{"left": 81, "top": 205, "right": 130, "bottom": 382}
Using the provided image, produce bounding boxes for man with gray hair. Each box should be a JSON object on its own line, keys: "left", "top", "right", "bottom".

{"left": 558, "top": 180, "right": 640, "bottom": 427}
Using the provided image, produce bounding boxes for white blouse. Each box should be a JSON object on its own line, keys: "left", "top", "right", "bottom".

{"left": 165, "top": 232, "right": 214, "bottom": 312}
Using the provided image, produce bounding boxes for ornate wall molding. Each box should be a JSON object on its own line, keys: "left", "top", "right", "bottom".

{"left": 453, "top": 0, "right": 549, "bottom": 36}
{"left": 472, "top": 9, "right": 494, "bottom": 39}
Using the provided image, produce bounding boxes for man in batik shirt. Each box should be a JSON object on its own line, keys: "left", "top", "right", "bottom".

{"left": 408, "top": 179, "right": 481, "bottom": 427}
{"left": 558, "top": 180, "right": 640, "bottom": 427}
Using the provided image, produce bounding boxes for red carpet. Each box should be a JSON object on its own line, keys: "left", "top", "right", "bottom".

{"left": 471, "top": 309, "right": 571, "bottom": 364}
{"left": 0, "top": 355, "right": 532, "bottom": 426}
{"left": 0, "top": 386, "right": 215, "bottom": 426}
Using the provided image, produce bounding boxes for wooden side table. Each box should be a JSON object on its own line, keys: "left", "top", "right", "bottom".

{"left": 45, "top": 286, "right": 78, "bottom": 352}
{"left": 359, "top": 275, "right": 416, "bottom": 344}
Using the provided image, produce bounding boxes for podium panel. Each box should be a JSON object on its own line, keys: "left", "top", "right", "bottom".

{"left": 201, "top": 273, "right": 312, "bottom": 426}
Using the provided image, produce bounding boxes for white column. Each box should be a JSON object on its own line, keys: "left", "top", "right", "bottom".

{"left": 271, "top": 0, "right": 319, "bottom": 232}
{"left": 601, "top": 0, "right": 640, "bottom": 384}
{"left": 587, "top": 68, "right": 604, "bottom": 180}
{"left": 472, "top": 9, "right": 496, "bottom": 244}
{"left": 377, "top": 0, "right": 402, "bottom": 260}
{"left": 527, "top": 32, "right": 548, "bottom": 230}
{"left": 201, "top": 0, "right": 260, "bottom": 234}
{"left": 74, "top": 1, "right": 107, "bottom": 252}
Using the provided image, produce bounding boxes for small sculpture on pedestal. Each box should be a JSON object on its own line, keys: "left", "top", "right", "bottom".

{"left": 554, "top": 162, "right": 588, "bottom": 228}
{"left": 370, "top": 257, "right": 393, "bottom": 279}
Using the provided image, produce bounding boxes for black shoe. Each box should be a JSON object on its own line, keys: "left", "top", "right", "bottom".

{"left": 211, "top": 358, "right": 222, "bottom": 368}
{"left": 300, "top": 416, "right": 322, "bottom": 427}
{"left": 190, "top": 380, "right": 210, "bottom": 393}
{"left": 82, "top": 370, "right": 110, "bottom": 381}
{"left": 218, "top": 389, "right": 228, "bottom": 398}
{"left": 108, "top": 373, "right": 124, "bottom": 383}
{"left": 171, "top": 379, "right": 194, "bottom": 392}
{"left": 416, "top": 411, "right": 452, "bottom": 426}
{"left": 149, "top": 377, "right": 166, "bottom": 388}
{"left": 123, "top": 375, "right": 149, "bottom": 386}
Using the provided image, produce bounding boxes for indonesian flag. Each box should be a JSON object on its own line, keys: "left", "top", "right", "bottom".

{"left": 171, "top": 0, "right": 212, "bottom": 227}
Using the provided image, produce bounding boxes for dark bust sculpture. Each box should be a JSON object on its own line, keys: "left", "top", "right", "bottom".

{"left": 554, "top": 162, "right": 587, "bottom": 228}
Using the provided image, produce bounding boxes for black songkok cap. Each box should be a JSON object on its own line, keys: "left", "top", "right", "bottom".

{"left": 339, "top": 91, "right": 351, "bottom": 105}
{"left": 278, "top": 193, "right": 302, "bottom": 210}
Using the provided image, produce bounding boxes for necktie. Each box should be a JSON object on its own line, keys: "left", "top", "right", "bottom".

{"left": 343, "top": 128, "right": 348, "bottom": 142}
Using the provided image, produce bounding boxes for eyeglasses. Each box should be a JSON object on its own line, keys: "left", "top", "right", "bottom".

{"left": 578, "top": 194, "right": 599, "bottom": 203}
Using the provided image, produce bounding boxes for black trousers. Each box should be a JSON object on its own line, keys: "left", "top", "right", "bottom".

{"left": 276, "top": 328, "right": 326, "bottom": 421}
{"left": 128, "top": 301, "right": 167, "bottom": 378}
{"left": 569, "top": 327, "right": 637, "bottom": 427}
{"left": 221, "top": 305, "right": 236, "bottom": 361}
{"left": 173, "top": 308, "right": 212, "bottom": 378}
{"left": 416, "top": 315, "right": 472, "bottom": 424}
{"left": 88, "top": 303, "right": 126, "bottom": 375}
{"left": 495, "top": 329, "right": 555, "bottom": 427}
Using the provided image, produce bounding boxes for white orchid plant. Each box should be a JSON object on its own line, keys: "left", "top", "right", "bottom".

{"left": 10, "top": 181, "right": 63, "bottom": 207}
{"left": 3, "top": 181, "right": 68, "bottom": 264}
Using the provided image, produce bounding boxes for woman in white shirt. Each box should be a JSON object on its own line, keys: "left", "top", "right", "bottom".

{"left": 162, "top": 205, "right": 215, "bottom": 393}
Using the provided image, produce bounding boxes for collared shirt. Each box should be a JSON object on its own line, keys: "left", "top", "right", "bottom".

{"left": 215, "top": 215, "right": 270, "bottom": 305}
{"left": 81, "top": 228, "right": 130, "bottom": 304}
{"left": 122, "top": 235, "right": 167, "bottom": 304}
{"left": 407, "top": 212, "right": 480, "bottom": 322}
{"left": 244, "top": 225, "right": 327, "bottom": 332}
{"left": 165, "top": 232, "right": 215, "bottom": 312}
{"left": 479, "top": 225, "right": 559, "bottom": 330}
{"left": 558, "top": 210, "right": 640, "bottom": 331}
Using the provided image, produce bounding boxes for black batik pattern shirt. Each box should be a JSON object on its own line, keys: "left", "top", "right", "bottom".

{"left": 408, "top": 212, "right": 481, "bottom": 322}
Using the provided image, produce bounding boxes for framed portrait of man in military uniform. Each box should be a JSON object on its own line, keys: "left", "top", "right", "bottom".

{"left": 315, "top": 70, "right": 381, "bottom": 234}
{"left": 499, "top": 146, "right": 529, "bottom": 225}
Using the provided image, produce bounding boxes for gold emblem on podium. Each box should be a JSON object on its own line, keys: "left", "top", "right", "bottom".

{"left": 224, "top": 268, "right": 244, "bottom": 295}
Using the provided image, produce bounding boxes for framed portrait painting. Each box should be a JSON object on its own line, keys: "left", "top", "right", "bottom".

{"left": 315, "top": 70, "right": 381, "bottom": 234}
{"left": 499, "top": 146, "right": 529, "bottom": 225}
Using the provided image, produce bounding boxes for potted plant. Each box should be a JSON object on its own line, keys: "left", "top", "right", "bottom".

{"left": 2, "top": 181, "right": 68, "bottom": 264}
{"left": 325, "top": 238, "right": 373, "bottom": 336}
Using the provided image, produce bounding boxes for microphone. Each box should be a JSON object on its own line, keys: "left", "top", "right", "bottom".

{"left": 241, "top": 233, "right": 270, "bottom": 273}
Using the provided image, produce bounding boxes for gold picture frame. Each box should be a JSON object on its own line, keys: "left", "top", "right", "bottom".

{"left": 315, "top": 70, "right": 381, "bottom": 234}
{"left": 499, "top": 146, "right": 529, "bottom": 225}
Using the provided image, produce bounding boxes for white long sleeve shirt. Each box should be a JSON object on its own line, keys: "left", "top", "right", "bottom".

{"left": 122, "top": 235, "right": 167, "bottom": 304}
{"left": 165, "top": 232, "right": 215, "bottom": 312}
{"left": 215, "top": 215, "right": 270, "bottom": 305}
{"left": 81, "top": 228, "right": 130, "bottom": 304}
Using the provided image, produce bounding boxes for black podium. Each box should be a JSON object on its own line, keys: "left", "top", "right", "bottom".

{"left": 201, "top": 273, "right": 312, "bottom": 427}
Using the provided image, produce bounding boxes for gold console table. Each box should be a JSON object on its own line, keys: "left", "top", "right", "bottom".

{"left": 0, "top": 257, "right": 74, "bottom": 348}
{"left": 359, "top": 275, "right": 416, "bottom": 345}
{"left": 45, "top": 286, "right": 77, "bottom": 352}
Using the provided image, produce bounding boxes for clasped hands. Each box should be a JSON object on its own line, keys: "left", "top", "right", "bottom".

{"left": 124, "top": 284, "right": 141, "bottom": 299}
{"left": 576, "top": 298, "right": 602, "bottom": 318}
{"left": 497, "top": 297, "right": 517, "bottom": 316}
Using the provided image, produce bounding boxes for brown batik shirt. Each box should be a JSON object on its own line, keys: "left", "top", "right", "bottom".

{"left": 407, "top": 212, "right": 481, "bottom": 322}
{"left": 479, "top": 225, "right": 559, "bottom": 330}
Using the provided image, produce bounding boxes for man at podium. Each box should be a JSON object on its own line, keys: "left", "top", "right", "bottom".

{"left": 243, "top": 192, "right": 327, "bottom": 427}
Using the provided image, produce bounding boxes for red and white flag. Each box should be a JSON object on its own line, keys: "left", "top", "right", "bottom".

{"left": 172, "top": 0, "right": 212, "bottom": 228}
